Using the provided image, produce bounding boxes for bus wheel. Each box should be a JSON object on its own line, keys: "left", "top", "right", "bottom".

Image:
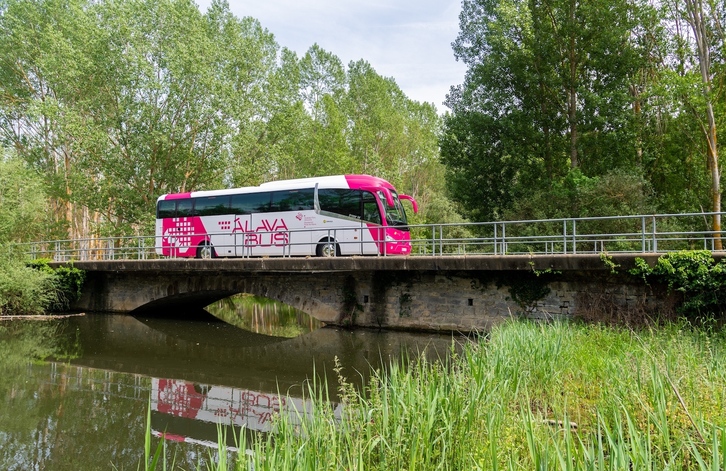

{"left": 197, "top": 242, "right": 215, "bottom": 259}
{"left": 316, "top": 240, "right": 339, "bottom": 257}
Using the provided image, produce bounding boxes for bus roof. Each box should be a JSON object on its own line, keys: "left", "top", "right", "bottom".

{"left": 157, "top": 174, "right": 397, "bottom": 201}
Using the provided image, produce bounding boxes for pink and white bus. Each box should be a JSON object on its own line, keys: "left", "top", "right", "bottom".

{"left": 155, "top": 174, "right": 418, "bottom": 258}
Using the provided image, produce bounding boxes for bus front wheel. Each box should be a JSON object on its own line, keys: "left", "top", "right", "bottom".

{"left": 316, "top": 240, "right": 339, "bottom": 257}
{"left": 196, "top": 242, "right": 216, "bottom": 259}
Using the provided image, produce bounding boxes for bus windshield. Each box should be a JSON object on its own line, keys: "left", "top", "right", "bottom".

{"left": 381, "top": 191, "right": 408, "bottom": 227}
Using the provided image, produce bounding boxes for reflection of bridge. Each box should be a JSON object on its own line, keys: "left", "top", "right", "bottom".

{"left": 55, "top": 252, "right": 723, "bottom": 331}
{"left": 46, "top": 314, "right": 447, "bottom": 449}
{"left": 59, "top": 314, "right": 456, "bottom": 394}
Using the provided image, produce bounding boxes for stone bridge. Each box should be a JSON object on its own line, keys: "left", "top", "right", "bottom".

{"left": 52, "top": 253, "right": 702, "bottom": 332}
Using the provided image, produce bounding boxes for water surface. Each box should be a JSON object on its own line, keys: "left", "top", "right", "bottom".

{"left": 0, "top": 310, "right": 460, "bottom": 470}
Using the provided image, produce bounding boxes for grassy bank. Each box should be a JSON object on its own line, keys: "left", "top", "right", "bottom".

{"left": 173, "top": 320, "right": 726, "bottom": 470}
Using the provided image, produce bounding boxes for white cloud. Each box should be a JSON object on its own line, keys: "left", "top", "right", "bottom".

{"left": 196, "top": 0, "right": 467, "bottom": 111}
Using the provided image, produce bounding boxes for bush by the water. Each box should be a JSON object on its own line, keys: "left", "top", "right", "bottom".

{"left": 0, "top": 256, "right": 84, "bottom": 315}
{"left": 0, "top": 257, "right": 57, "bottom": 316}
{"left": 26, "top": 259, "right": 85, "bottom": 312}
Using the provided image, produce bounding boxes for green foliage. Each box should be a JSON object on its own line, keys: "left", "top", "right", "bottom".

{"left": 0, "top": 255, "right": 57, "bottom": 316}
{"left": 0, "top": 0, "right": 443, "bottom": 238}
{"left": 206, "top": 293, "right": 323, "bottom": 337}
{"left": 26, "top": 259, "right": 85, "bottom": 312}
{"left": 505, "top": 168, "right": 656, "bottom": 221}
{"left": 443, "top": 0, "right": 725, "bottom": 223}
{"left": 0, "top": 153, "right": 50, "bottom": 243}
{"left": 630, "top": 251, "right": 726, "bottom": 321}
{"left": 0, "top": 250, "right": 84, "bottom": 316}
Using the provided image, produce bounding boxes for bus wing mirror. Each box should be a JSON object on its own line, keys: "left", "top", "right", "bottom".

{"left": 399, "top": 194, "right": 419, "bottom": 214}
{"left": 362, "top": 186, "right": 394, "bottom": 207}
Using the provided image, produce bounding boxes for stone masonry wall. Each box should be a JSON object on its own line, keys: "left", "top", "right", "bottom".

{"left": 75, "top": 268, "right": 675, "bottom": 332}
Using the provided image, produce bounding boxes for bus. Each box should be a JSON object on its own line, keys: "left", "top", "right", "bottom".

{"left": 155, "top": 174, "right": 418, "bottom": 258}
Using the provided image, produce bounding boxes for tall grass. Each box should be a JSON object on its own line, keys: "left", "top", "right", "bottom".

{"left": 147, "top": 321, "right": 726, "bottom": 470}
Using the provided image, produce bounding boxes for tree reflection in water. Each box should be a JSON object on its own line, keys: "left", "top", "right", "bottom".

{"left": 207, "top": 294, "right": 323, "bottom": 337}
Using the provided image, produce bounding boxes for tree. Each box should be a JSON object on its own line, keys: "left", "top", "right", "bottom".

{"left": 1, "top": 0, "right": 449, "bottom": 239}
{"left": 677, "top": 0, "right": 723, "bottom": 248}
{"left": 0, "top": 150, "right": 49, "bottom": 243}
{"left": 443, "top": 0, "right": 663, "bottom": 221}
{"left": 83, "top": 0, "right": 233, "bottom": 233}
{"left": 0, "top": 0, "right": 101, "bottom": 238}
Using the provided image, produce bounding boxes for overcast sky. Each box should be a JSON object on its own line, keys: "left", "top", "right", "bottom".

{"left": 196, "top": 0, "right": 467, "bottom": 113}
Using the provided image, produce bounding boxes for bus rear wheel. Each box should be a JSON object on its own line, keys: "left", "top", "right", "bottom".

{"left": 316, "top": 239, "right": 339, "bottom": 257}
{"left": 196, "top": 242, "right": 216, "bottom": 259}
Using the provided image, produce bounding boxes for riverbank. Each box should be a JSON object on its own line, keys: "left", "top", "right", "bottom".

{"left": 190, "top": 320, "right": 725, "bottom": 470}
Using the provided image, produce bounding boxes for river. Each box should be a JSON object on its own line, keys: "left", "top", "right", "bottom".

{"left": 0, "top": 297, "right": 461, "bottom": 470}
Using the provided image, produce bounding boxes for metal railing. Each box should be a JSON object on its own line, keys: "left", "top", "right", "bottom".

{"left": 16, "top": 212, "right": 726, "bottom": 262}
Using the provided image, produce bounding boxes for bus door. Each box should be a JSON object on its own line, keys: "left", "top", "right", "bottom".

{"left": 271, "top": 189, "right": 314, "bottom": 256}
{"left": 361, "top": 191, "right": 384, "bottom": 255}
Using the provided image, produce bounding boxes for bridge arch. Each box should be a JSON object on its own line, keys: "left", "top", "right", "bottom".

{"left": 80, "top": 271, "right": 347, "bottom": 324}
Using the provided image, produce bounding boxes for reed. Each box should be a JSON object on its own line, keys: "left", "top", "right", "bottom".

{"left": 144, "top": 320, "right": 726, "bottom": 470}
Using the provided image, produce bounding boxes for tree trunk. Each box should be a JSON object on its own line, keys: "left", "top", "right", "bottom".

{"left": 685, "top": 0, "right": 722, "bottom": 249}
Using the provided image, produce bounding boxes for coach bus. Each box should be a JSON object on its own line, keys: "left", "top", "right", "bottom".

{"left": 155, "top": 174, "right": 418, "bottom": 258}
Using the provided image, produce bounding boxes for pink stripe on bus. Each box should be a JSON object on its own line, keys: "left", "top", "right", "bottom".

{"left": 164, "top": 193, "right": 192, "bottom": 200}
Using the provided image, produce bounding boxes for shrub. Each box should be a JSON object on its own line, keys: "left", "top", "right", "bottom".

{"left": 630, "top": 250, "right": 726, "bottom": 323}
{"left": 0, "top": 257, "right": 57, "bottom": 316}
{"left": 26, "top": 259, "right": 85, "bottom": 312}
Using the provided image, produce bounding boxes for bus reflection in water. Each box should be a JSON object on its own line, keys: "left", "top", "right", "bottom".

{"left": 151, "top": 378, "right": 342, "bottom": 448}
{"left": 155, "top": 174, "right": 419, "bottom": 259}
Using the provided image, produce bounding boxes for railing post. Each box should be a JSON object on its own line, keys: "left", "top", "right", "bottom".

{"left": 501, "top": 222, "right": 507, "bottom": 255}
{"left": 563, "top": 220, "right": 567, "bottom": 255}
{"left": 641, "top": 216, "right": 646, "bottom": 252}
{"left": 494, "top": 224, "right": 498, "bottom": 255}
{"left": 652, "top": 216, "right": 657, "bottom": 253}
{"left": 572, "top": 219, "right": 577, "bottom": 254}
{"left": 440, "top": 225, "right": 444, "bottom": 255}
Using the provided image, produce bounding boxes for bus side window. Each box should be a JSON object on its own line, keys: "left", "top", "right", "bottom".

{"left": 157, "top": 200, "right": 176, "bottom": 219}
{"left": 176, "top": 199, "right": 193, "bottom": 217}
{"left": 231, "top": 192, "right": 272, "bottom": 214}
{"left": 319, "top": 189, "right": 362, "bottom": 219}
{"left": 271, "top": 189, "right": 314, "bottom": 212}
{"left": 362, "top": 192, "right": 381, "bottom": 224}
{"left": 194, "top": 196, "right": 231, "bottom": 216}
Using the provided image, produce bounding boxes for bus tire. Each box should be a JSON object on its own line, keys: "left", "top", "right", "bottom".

{"left": 316, "top": 239, "right": 339, "bottom": 257}
{"left": 197, "top": 242, "right": 216, "bottom": 259}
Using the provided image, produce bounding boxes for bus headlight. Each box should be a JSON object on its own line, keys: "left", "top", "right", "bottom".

{"left": 385, "top": 235, "right": 395, "bottom": 242}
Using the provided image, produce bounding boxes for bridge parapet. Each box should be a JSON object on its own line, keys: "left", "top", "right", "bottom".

{"left": 21, "top": 211, "right": 726, "bottom": 262}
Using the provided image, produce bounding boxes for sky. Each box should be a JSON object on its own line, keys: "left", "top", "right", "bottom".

{"left": 195, "top": 0, "right": 468, "bottom": 113}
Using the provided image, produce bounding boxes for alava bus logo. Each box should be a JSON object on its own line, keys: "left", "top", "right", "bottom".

{"left": 161, "top": 217, "right": 205, "bottom": 249}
